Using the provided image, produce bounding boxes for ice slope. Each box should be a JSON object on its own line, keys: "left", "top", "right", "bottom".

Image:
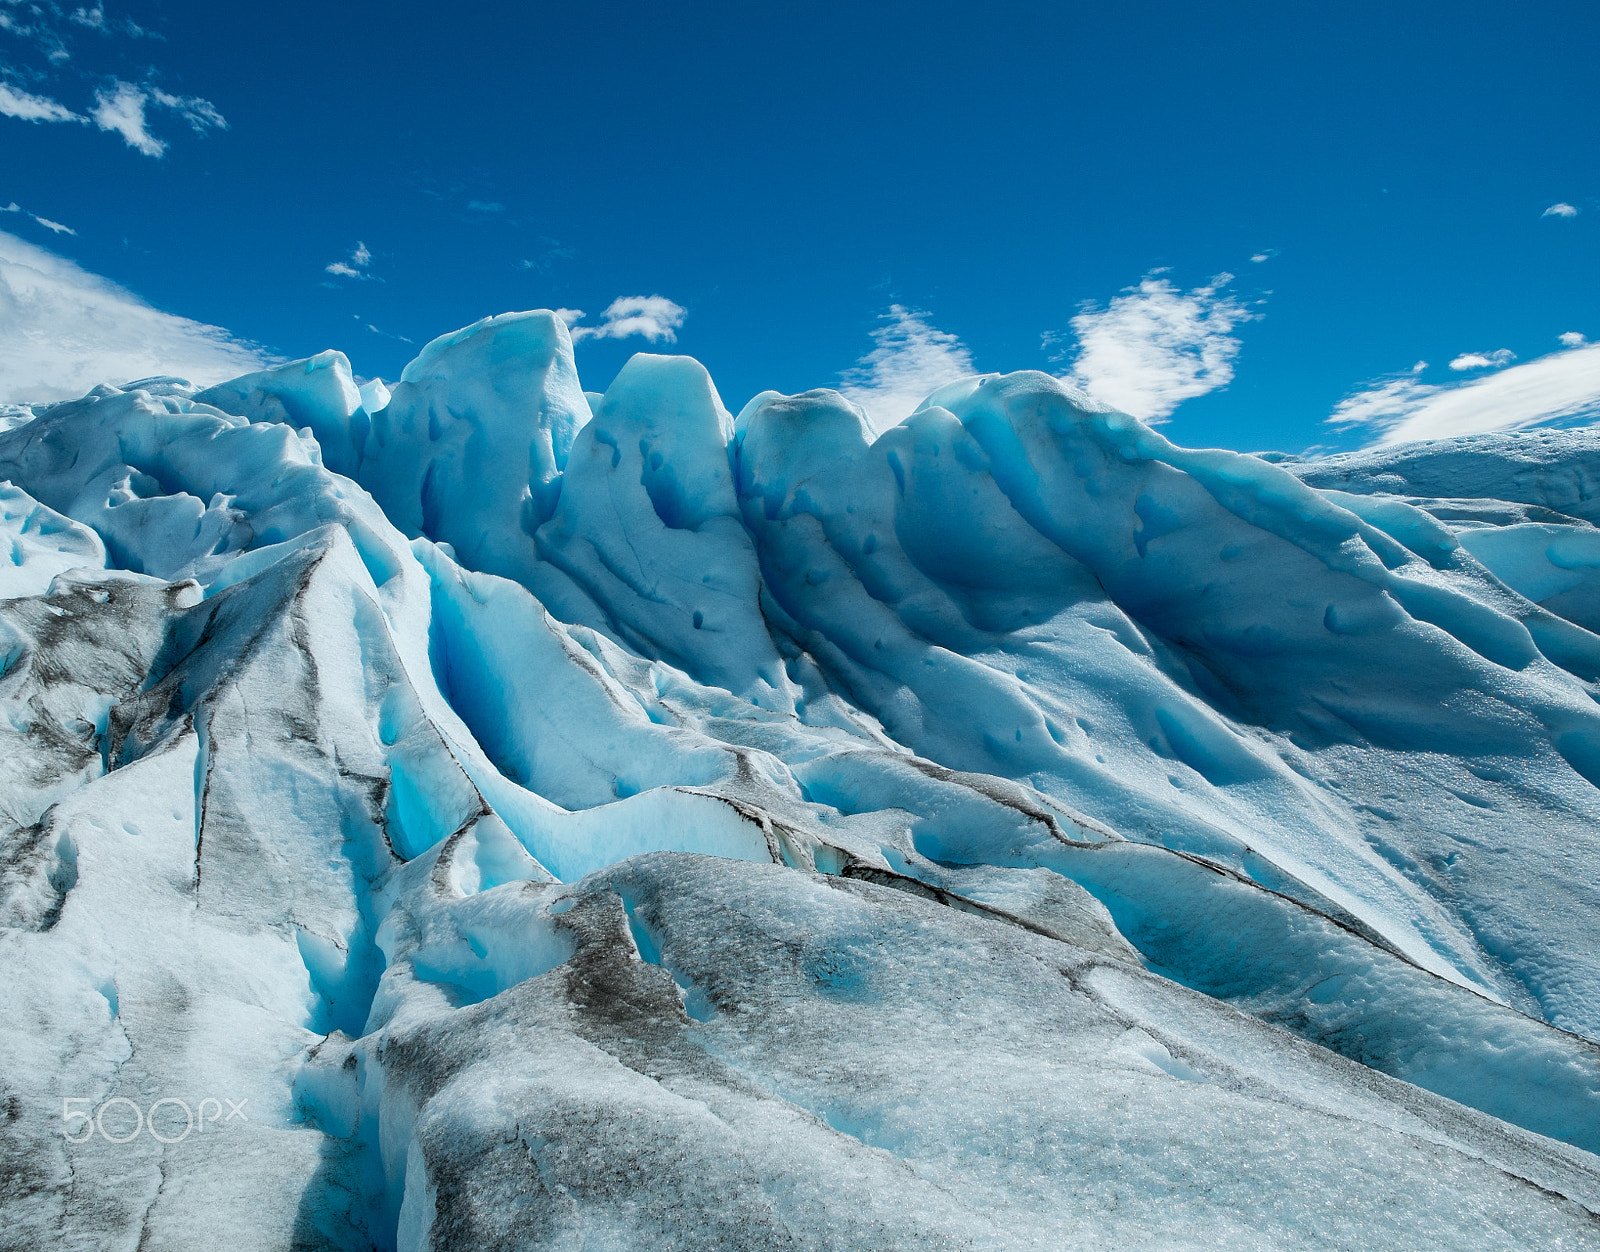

{"left": 0, "top": 480, "right": 106, "bottom": 599}
{"left": 1294, "top": 429, "right": 1600, "bottom": 636}
{"left": 1292, "top": 427, "right": 1600, "bottom": 524}
{"left": 306, "top": 852, "right": 1600, "bottom": 1251}
{"left": 0, "top": 325, "right": 1598, "bottom": 1249}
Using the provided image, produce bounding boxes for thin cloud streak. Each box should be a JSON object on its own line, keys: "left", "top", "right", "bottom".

{"left": 1330, "top": 342, "right": 1600, "bottom": 446}
{"left": 1, "top": 201, "right": 75, "bottom": 236}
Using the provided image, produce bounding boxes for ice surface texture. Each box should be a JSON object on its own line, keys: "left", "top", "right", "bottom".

{"left": 1, "top": 323, "right": 1599, "bottom": 1250}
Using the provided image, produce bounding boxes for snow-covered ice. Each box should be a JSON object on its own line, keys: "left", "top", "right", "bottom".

{"left": 1, "top": 324, "right": 1599, "bottom": 1249}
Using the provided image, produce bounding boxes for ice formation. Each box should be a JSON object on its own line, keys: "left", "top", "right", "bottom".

{"left": 1, "top": 312, "right": 1598, "bottom": 1249}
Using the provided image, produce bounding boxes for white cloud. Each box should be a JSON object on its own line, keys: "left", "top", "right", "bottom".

{"left": 835, "top": 271, "right": 1261, "bottom": 432}
{"left": 838, "top": 304, "right": 976, "bottom": 431}
{"left": 0, "top": 228, "right": 273, "bottom": 403}
{"left": 1542, "top": 202, "right": 1579, "bottom": 218}
{"left": 90, "top": 80, "right": 162, "bottom": 154}
{"left": 1412, "top": 360, "right": 1428, "bottom": 372}
{"left": 1329, "top": 341, "right": 1600, "bottom": 446}
{"left": 1560, "top": 332, "right": 1587, "bottom": 348}
{"left": 1054, "top": 273, "right": 1257, "bottom": 422}
{"left": 91, "top": 79, "right": 226, "bottom": 157}
{"left": 1448, "top": 348, "right": 1516, "bottom": 371}
{"left": 0, "top": 80, "right": 84, "bottom": 123}
{"left": 554, "top": 307, "right": 585, "bottom": 326}
{"left": 325, "top": 241, "right": 375, "bottom": 280}
{"left": 1250, "top": 249, "right": 1278, "bottom": 264}
{"left": 567, "top": 295, "right": 686, "bottom": 344}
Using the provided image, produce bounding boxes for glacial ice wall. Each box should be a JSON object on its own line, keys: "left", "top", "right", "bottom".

{"left": 2, "top": 311, "right": 1599, "bottom": 1250}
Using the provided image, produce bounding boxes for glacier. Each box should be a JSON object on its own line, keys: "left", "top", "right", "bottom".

{"left": 1, "top": 309, "right": 1598, "bottom": 1249}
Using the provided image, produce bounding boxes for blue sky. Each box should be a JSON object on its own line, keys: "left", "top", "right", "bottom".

{"left": 1, "top": 0, "right": 1596, "bottom": 453}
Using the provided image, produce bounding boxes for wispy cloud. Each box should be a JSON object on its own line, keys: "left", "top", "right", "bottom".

{"left": 149, "top": 86, "right": 224, "bottom": 133}
{"left": 1, "top": 200, "right": 75, "bottom": 235}
{"left": 0, "top": 228, "right": 272, "bottom": 403}
{"left": 567, "top": 295, "right": 687, "bottom": 344}
{"left": 370, "top": 327, "right": 411, "bottom": 343}
{"left": 325, "top": 241, "right": 377, "bottom": 281}
{"left": 1560, "top": 332, "right": 1588, "bottom": 348}
{"left": 67, "top": 5, "right": 153, "bottom": 37}
{"left": 1051, "top": 272, "right": 1258, "bottom": 422}
{"left": 91, "top": 79, "right": 225, "bottom": 157}
{"left": 0, "top": 79, "right": 84, "bottom": 123}
{"left": 518, "top": 238, "right": 575, "bottom": 273}
{"left": 839, "top": 304, "right": 976, "bottom": 430}
{"left": 350, "top": 313, "right": 411, "bottom": 344}
{"left": 1330, "top": 340, "right": 1600, "bottom": 446}
{"left": 2, "top": 5, "right": 219, "bottom": 157}
{"left": 1543, "top": 202, "right": 1579, "bottom": 218}
{"left": 1250, "top": 249, "right": 1278, "bottom": 263}
{"left": 1448, "top": 348, "right": 1515, "bottom": 371}
{"left": 466, "top": 199, "right": 504, "bottom": 213}
{"left": 0, "top": 2, "right": 71, "bottom": 59}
